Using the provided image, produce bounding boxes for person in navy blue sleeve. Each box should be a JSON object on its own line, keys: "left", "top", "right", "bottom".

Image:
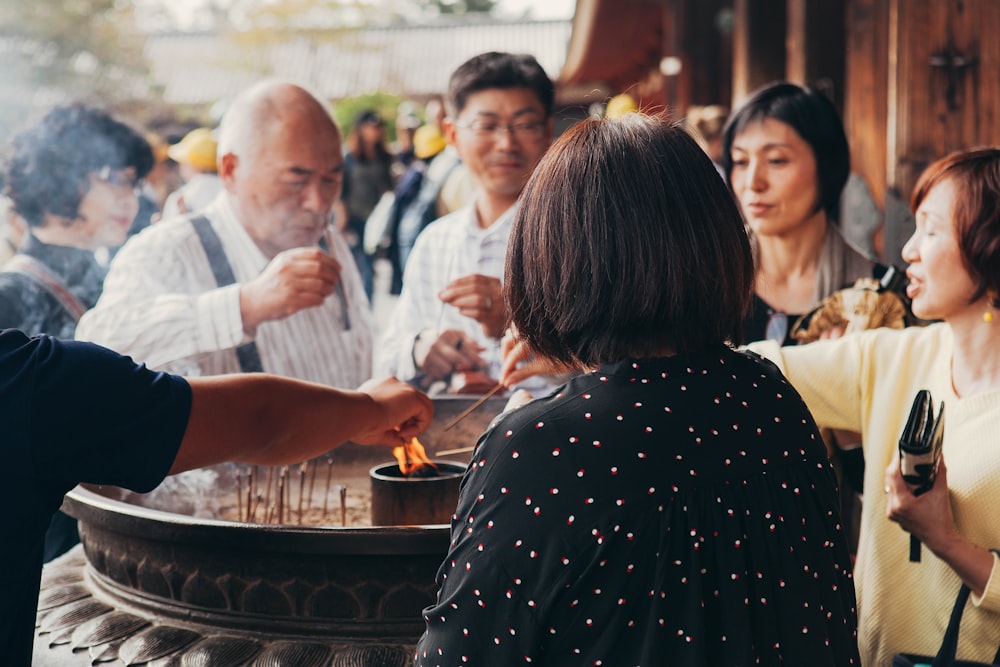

{"left": 415, "top": 116, "right": 859, "bottom": 666}
{"left": 0, "top": 330, "right": 432, "bottom": 666}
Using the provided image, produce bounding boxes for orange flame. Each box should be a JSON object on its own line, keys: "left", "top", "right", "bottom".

{"left": 392, "top": 437, "right": 438, "bottom": 476}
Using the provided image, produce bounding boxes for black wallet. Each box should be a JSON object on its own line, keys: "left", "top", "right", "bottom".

{"left": 898, "top": 389, "right": 946, "bottom": 496}
{"left": 898, "top": 389, "right": 945, "bottom": 562}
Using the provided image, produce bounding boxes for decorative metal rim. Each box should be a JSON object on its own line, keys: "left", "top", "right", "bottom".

{"left": 64, "top": 485, "right": 452, "bottom": 555}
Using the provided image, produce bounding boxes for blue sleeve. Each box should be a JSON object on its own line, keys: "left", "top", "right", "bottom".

{"left": 3, "top": 331, "right": 193, "bottom": 494}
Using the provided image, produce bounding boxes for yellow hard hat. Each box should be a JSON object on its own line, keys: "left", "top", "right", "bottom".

{"left": 604, "top": 93, "right": 639, "bottom": 119}
{"left": 145, "top": 132, "right": 170, "bottom": 163}
{"left": 413, "top": 124, "right": 447, "bottom": 160}
{"left": 168, "top": 127, "right": 218, "bottom": 173}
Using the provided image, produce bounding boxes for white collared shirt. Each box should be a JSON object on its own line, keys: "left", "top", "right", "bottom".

{"left": 76, "top": 194, "right": 373, "bottom": 389}
{"left": 376, "top": 204, "right": 512, "bottom": 381}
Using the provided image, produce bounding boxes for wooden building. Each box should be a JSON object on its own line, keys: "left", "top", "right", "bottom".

{"left": 559, "top": 0, "right": 1000, "bottom": 264}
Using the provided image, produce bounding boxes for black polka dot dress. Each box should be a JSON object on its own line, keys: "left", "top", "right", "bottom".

{"left": 415, "top": 347, "right": 859, "bottom": 666}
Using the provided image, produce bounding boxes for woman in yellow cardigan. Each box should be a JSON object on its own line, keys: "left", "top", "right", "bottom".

{"left": 749, "top": 148, "right": 1000, "bottom": 665}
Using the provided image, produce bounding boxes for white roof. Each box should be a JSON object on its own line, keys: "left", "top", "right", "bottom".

{"left": 144, "top": 17, "right": 572, "bottom": 105}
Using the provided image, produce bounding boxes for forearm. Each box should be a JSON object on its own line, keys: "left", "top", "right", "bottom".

{"left": 929, "top": 532, "right": 998, "bottom": 602}
{"left": 170, "top": 374, "right": 383, "bottom": 474}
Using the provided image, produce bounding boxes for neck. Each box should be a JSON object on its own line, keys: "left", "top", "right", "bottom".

{"left": 949, "top": 305, "right": 1000, "bottom": 398}
{"left": 473, "top": 192, "right": 518, "bottom": 230}
{"left": 755, "top": 211, "right": 829, "bottom": 279}
{"left": 31, "top": 218, "right": 94, "bottom": 250}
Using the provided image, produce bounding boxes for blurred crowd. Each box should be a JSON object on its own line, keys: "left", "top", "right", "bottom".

{"left": 3, "top": 48, "right": 1000, "bottom": 667}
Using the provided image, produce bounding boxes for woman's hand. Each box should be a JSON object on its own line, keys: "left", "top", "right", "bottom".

{"left": 884, "top": 452, "right": 997, "bottom": 596}
{"left": 884, "top": 451, "right": 956, "bottom": 550}
{"left": 499, "top": 334, "right": 577, "bottom": 387}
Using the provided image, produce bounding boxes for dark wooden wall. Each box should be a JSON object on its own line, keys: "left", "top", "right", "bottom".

{"left": 564, "top": 0, "right": 1000, "bottom": 263}
{"left": 730, "top": 0, "right": 1000, "bottom": 262}
{"left": 844, "top": 0, "right": 1000, "bottom": 262}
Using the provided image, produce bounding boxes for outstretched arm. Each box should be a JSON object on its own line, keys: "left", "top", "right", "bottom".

{"left": 170, "top": 374, "right": 433, "bottom": 474}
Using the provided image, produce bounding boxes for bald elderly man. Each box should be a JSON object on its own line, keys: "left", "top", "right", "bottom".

{"left": 77, "top": 81, "right": 372, "bottom": 388}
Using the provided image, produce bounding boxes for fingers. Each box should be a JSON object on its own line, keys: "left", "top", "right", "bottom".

{"left": 500, "top": 338, "right": 533, "bottom": 386}
{"left": 242, "top": 248, "right": 343, "bottom": 327}
{"left": 439, "top": 275, "right": 505, "bottom": 338}
{"left": 354, "top": 377, "right": 434, "bottom": 446}
{"left": 440, "top": 275, "right": 501, "bottom": 315}
{"left": 414, "top": 330, "right": 486, "bottom": 382}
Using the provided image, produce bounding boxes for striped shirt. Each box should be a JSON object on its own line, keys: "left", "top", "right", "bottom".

{"left": 376, "top": 204, "right": 512, "bottom": 381}
{"left": 76, "top": 194, "right": 373, "bottom": 389}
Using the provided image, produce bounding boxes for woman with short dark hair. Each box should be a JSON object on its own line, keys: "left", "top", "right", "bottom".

{"left": 416, "top": 115, "right": 860, "bottom": 666}
{"left": 721, "top": 81, "right": 880, "bottom": 345}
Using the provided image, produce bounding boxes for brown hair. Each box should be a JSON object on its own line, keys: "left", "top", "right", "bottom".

{"left": 910, "top": 147, "right": 1000, "bottom": 307}
{"left": 505, "top": 115, "right": 754, "bottom": 366}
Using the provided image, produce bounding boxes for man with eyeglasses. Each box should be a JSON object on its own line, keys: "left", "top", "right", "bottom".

{"left": 377, "top": 52, "right": 554, "bottom": 393}
{"left": 77, "top": 80, "right": 373, "bottom": 390}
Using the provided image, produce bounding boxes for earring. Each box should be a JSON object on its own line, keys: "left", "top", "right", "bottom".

{"left": 986, "top": 310, "right": 995, "bottom": 323}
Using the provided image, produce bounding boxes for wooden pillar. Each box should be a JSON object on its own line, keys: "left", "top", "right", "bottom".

{"left": 675, "top": 0, "right": 733, "bottom": 110}
{"left": 787, "top": 0, "right": 846, "bottom": 109}
{"left": 731, "top": 0, "right": 786, "bottom": 104}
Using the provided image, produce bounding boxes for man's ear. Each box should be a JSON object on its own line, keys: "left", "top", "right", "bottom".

{"left": 217, "top": 153, "right": 238, "bottom": 186}
{"left": 443, "top": 117, "right": 458, "bottom": 147}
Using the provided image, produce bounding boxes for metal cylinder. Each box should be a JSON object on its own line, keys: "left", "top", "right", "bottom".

{"left": 369, "top": 461, "right": 465, "bottom": 526}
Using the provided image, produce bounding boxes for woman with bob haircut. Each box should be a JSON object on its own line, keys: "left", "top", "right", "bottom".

{"left": 416, "top": 115, "right": 861, "bottom": 666}
{"left": 721, "top": 81, "right": 881, "bottom": 345}
{"left": 748, "top": 148, "right": 1000, "bottom": 666}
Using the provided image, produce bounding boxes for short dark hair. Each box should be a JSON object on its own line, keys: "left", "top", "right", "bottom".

{"left": 505, "top": 115, "right": 754, "bottom": 365}
{"left": 720, "top": 81, "right": 849, "bottom": 221}
{"left": 2, "top": 103, "right": 153, "bottom": 227}
{"left": 910, "top": 147, "right": 1000, "bottom": 307}
{"left": 446, "top": 52, "right": 555, "bottom": 118}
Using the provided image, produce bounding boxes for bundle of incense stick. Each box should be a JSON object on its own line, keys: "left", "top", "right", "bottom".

{"left": 236, "top": 460, "right": 347, "bottom": 526}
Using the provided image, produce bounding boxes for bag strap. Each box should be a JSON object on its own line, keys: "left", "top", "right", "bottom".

{"left": 190, "top": 215, "right": 263, "bottom": 373}
{"left": 932, "top": 552, "right": 1000, "bottom": 666}
{"left": 932, "top": 584, "right": 972, "bottom": 666}
{"left": 2, "top": 254, "right": 87, "bottom": 323}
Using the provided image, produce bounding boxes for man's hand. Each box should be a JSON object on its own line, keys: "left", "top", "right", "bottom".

{"left": 240, "top": 247, "right": 342, "bottom": 333}
{"left": 439, "top": 274, "right": 505, "bottom": 339}
{"left": 414, "top": 329, "right": 485, "bottom": 382}
{"left": 353, "top": 376, "right": 434, "bottom": 445}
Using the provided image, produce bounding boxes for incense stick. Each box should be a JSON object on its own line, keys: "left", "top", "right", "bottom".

{"left": 442, "top": 383, "right": 504, "bottom": 431}
{"left": 435, "top": 445, "right": 476, "bottom": 456}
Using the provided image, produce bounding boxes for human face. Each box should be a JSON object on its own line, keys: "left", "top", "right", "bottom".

{"left": 359, "top": 120, "right": 384, "bottom": 147}
{"left": 224, "top": 115, "right": 344, "bottom": 259}
{"left": 902, "top": 177, "right": 979, "bottom": 322}
{"left": 445, "top": 87, "right": 552, "bottom": 203}
{"left": 74, "top": 167, "right": 141, "bottom": 249}
{"left": 729, "top": 118, "right": 824, "bottom": 236}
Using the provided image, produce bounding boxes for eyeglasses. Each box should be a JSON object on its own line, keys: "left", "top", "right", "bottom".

{"left": 94, "top": 166, "right": 142, "bottom": 194}
{"left": 453, "top": 119, "right": 547, "bottom": 141}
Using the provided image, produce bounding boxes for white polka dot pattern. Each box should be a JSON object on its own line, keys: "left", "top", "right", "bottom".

{"left": 415, "top": 348, "right": 859, "bottom": 666}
